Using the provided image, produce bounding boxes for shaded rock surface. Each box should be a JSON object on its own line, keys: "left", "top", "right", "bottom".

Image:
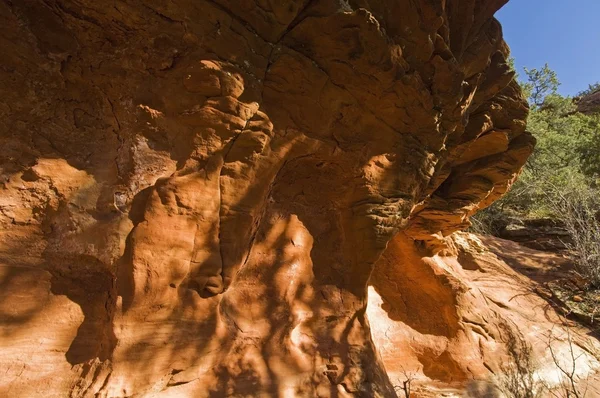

{"left": 498, "top": 218, "right": 571, "bottom": 251}
{"left": 0, "top": 0, "right": 536, "bottom": 397}
{"left": 577, "top": 88, "right": 600, "bottom": 115}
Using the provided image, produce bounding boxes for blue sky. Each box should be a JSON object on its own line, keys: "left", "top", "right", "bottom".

{"left": 496, "top": 0, "right": 600, "bottom": 96}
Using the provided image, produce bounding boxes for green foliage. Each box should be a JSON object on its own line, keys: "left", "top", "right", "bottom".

{"left": 526, "top": 96, "right": 599, "bottom": 182}
{"left": 577, "top": 82, "right": 600, "bottom": 97}
{"left": 523, "top": 64, "right": 560, "bottom": 108}
{"left": 577, "top": 113, "right": 600, "bottom": 181}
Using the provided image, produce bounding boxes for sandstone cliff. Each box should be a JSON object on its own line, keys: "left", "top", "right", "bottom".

{"left": 1, "top": 1, "right": 539, "bottom": 397}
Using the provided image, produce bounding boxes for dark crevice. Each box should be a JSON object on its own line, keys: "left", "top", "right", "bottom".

{"left": 216, "top": 114, "right": 255, "bottom": 291}
{"left": 202, "top": 0, "right": 265, "bottom": 41}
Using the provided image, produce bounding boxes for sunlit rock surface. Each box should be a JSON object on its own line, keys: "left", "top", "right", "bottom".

{"left": 369, "top": 233, "right": 600, "bottom": 396}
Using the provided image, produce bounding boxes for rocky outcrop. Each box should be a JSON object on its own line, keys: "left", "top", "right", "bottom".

{"left": 1, "top": 1, "right": 533, "bottom": 397}
{"left": 577, "top": 88, "right": 600, "bottom": 114}
{"left": 370, "top": 233, "right": 600, "bottom": 396}
{"left": 498, "top": 218, "right": 570, "bottom": 251}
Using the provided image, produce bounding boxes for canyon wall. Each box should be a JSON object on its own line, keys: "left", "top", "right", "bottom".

{"left": 1, "top": 0, "right": 533, "bottom": 396}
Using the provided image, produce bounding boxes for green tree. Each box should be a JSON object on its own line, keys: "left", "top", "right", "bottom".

{"left": 523, "top": 64, "right": 560, "bottom": 108}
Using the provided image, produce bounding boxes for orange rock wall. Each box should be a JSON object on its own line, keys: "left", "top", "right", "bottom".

{"left": 0, "top": 1, "right": 532, "bottom": 396}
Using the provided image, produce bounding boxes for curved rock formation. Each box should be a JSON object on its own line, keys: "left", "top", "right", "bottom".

{"left": 0, "top": 1, "right": 533, "bottom": 397}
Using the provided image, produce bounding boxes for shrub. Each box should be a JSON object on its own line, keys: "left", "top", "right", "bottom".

{"left": 547, "top": 183, "right": 600, "bottom": 287}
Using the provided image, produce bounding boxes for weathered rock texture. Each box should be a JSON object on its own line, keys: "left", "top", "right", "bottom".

{"left": 369, "top": 233, "right": 600, "bottom": 396}
{"left": 1, "top": 1, "right": 534, "bottom": 397}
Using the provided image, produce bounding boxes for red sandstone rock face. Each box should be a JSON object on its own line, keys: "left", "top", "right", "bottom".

{"left": 1, "top": 1, "right": 534, "bottom": 397}
{"left": 369, "top": 233, "right": 600, "bottom": 396}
